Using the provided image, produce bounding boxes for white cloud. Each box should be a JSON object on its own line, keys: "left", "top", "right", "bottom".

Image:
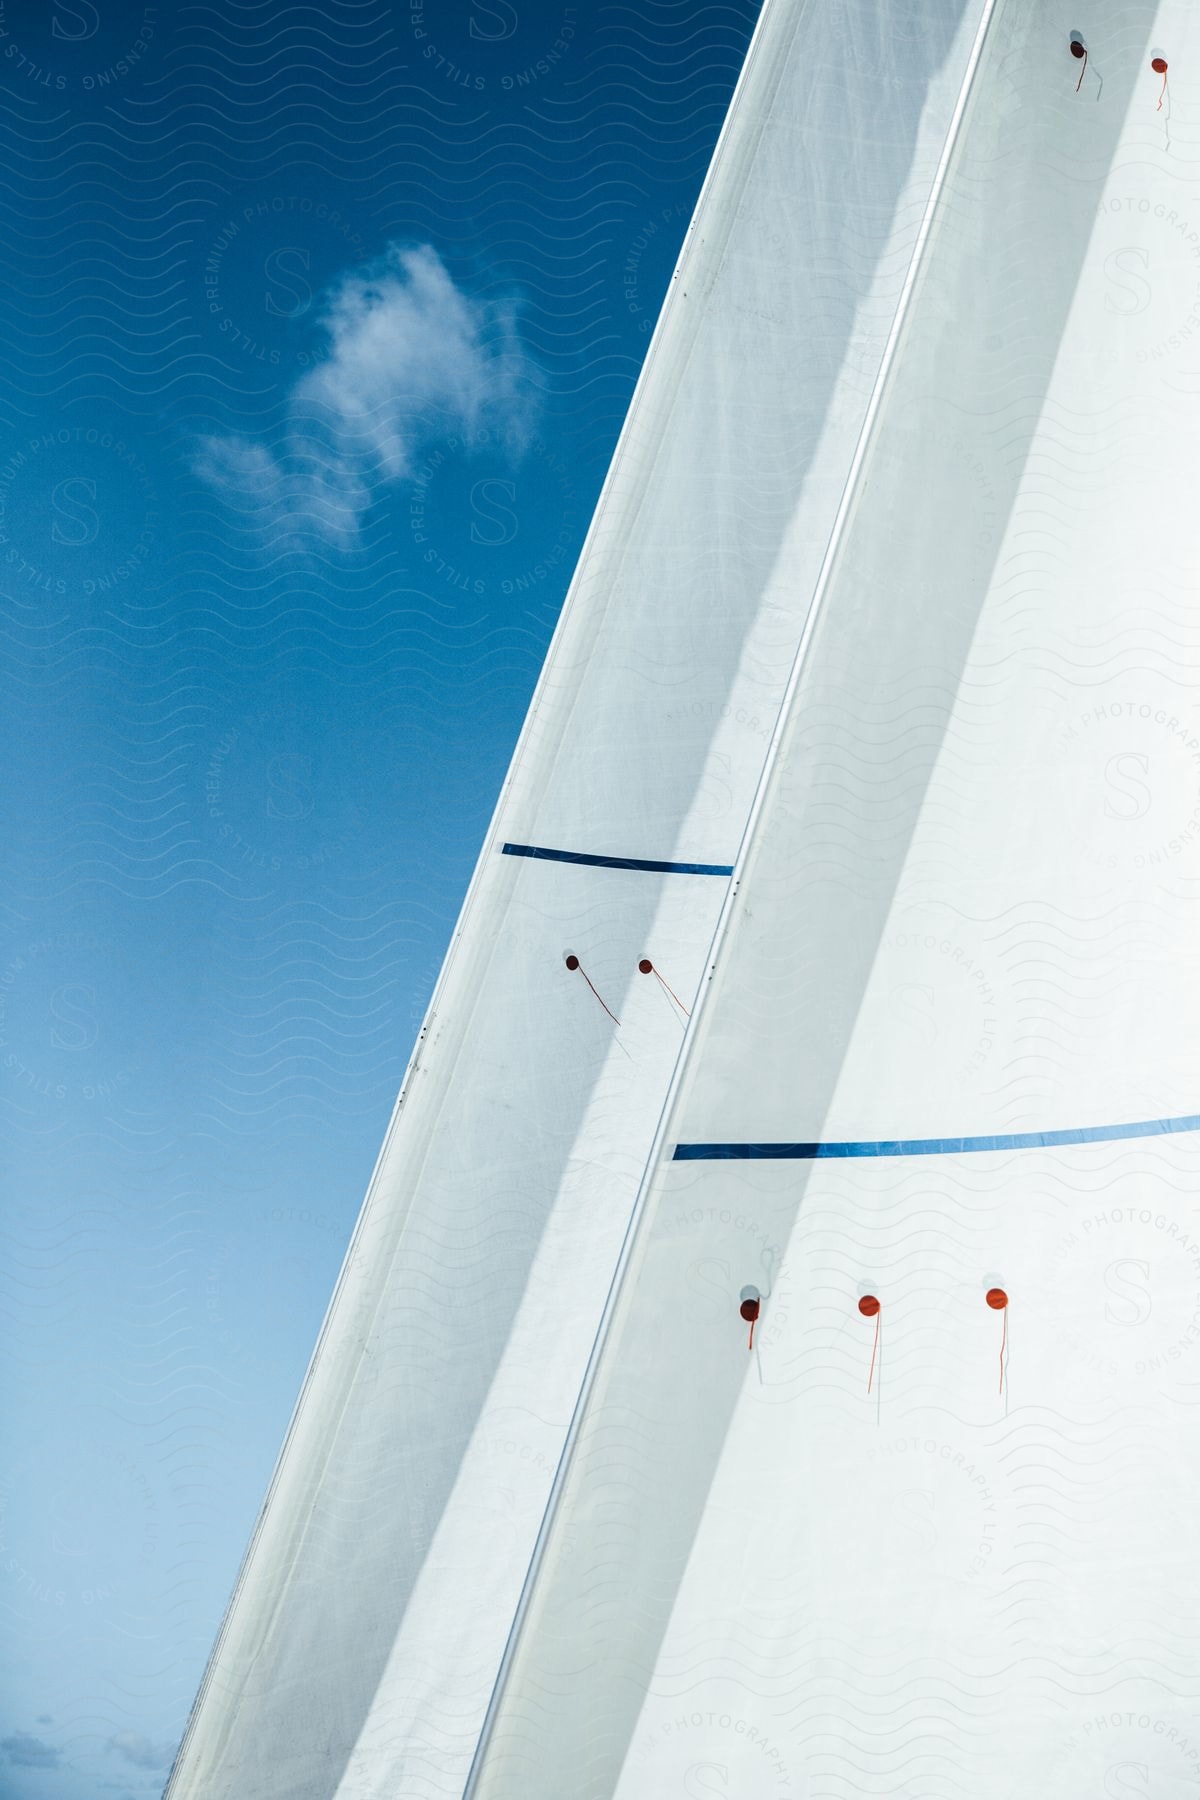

{"left": 199, "top": 243, "right": 537, "bottom": 547}
{"left": 2, "top": 1731, "right": 60, "bottom": 1768}
{"left": 106, "top": 1731, "right": 172, "bottom": 1771}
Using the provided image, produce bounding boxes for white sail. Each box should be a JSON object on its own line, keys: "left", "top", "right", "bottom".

{"left": 164, "top": 4, "right": 988, "bottom": 1797}
{"left": 466, "top": 2, "right": 1200, "bottom": 1797}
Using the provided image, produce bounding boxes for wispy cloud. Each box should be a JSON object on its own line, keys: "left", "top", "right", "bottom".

{"left": 2, "top": 1731, "right": 61, "bottom": 1768}
{"left": 106, "top": 1731, "right": 172, "bottom": 1771}
{"left": 198, "top": 243, "right": 537, "bottom": 547}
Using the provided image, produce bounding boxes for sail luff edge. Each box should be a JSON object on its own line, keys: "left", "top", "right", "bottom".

{"left": 163, "top": 2, "right": 807, "bottom": 1793}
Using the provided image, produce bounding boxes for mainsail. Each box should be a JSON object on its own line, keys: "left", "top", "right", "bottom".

{"left": 462, "top": 2, "right": 1200, "bottom": 1798}
{"left": 168, "top": 0, "right": 1200, "bottom": 1796}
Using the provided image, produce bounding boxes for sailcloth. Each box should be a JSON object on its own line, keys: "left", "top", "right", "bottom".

{"left": 465, "top": 2, "right": 1200, "bottom": 1798}
{"left": 164, "top": 3, "right": 989, "bottom": 1796}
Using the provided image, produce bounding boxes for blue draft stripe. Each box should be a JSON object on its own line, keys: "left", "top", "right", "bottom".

{"left": 501, "top": 842, "right": 733, "bottom": 877}
{"left": 674, "top": 1112, "right": 1200, "bottom": 1161}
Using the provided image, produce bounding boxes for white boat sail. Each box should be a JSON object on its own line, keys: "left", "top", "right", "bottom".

{"left": 168, "top": 0, "right": 1200, "bottom": 1796}
{"left": 461, "top": 2, "right": 1200, "bottom": 1798}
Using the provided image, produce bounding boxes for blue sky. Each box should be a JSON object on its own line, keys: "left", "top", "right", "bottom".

{"left": 0, "top": 0, "right": 758, "bottom": 1793}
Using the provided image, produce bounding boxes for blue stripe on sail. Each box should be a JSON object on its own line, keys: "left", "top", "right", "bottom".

{"left": 501, "top": 842, "right": 733, "bottom": 877}
{"left": 673, "top": 1112, "right": 1200, "bottom": 1160}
